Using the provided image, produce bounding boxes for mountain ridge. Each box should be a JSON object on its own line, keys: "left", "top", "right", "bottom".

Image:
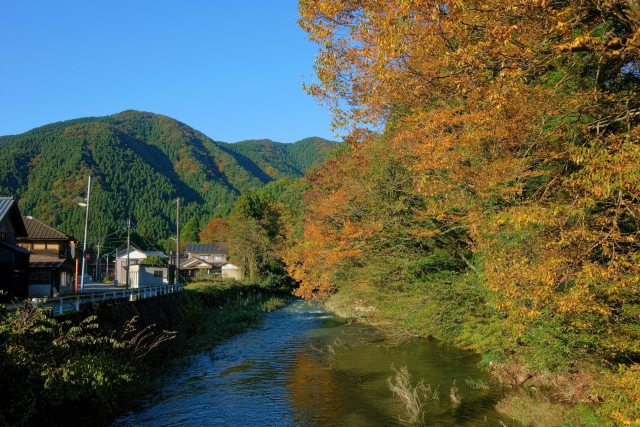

{"left": 0, "top": 110, "right": 337, "bottom": 246}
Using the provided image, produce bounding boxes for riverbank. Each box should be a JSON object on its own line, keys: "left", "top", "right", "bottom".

{"left": 176, "top": 280, "right": 289, "bottom": 353}
{"left": 322, "top": 279, "right": 624, "bottom": 426}
{"left": 0, "top": 279, "right": 289, "bottom": 426}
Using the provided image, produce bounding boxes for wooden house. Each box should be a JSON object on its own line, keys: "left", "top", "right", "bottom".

{"left": 0, "top": 197, "right": 30, "bottom": 299}
{"left": 17, "top": 216, "right": 77, "bottom": 297}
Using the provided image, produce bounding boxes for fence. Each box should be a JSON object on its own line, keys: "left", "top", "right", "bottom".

{"left": 8, "top": 284, "right": 185, "bottom": 316}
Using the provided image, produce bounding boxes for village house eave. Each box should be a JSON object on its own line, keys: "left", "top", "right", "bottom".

{"left": 0, "top": 197, "right": 27, "bottom": 237}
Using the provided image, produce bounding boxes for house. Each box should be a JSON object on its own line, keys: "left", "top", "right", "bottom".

{"left": 179, "top": 257, "right": 216, "bottom": 277}
{"left": 221, "top": 263, "right": 243, "bottom": 280}
{"left": 114, "top": 247, "right": 168, "bottom": 285}
{"left": 0, "top": 198, "right": 30, "bottom": 299}
{"left": 181, "top": 243, "right": 228, "bottom": 277}
{"left": 185, "top": 243, "right": 228, "bottom": 264}
{"left": 17, "top": 216, "right": 77, "bottom": 297}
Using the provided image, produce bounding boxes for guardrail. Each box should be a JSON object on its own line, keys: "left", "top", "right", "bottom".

{"left": 8, "top": 284, "right": 185, "bottom": 316}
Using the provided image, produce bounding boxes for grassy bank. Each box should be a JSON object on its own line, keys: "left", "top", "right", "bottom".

{"left": 323, "top": 276, "right": 631, "bottom": 426}
{"left": 0, "top": 279, "right": 289, "bottom": 426}
{"left": 177, "top": 279, "right": 288, "bottom": 353}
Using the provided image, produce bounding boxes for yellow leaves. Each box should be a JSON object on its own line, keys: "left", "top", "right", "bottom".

{"left": 298, "top": 2, "right": 640, "bottom": 396}
{"left": 599, "top": 364, "right": 640, "bottom": 426}
{"left": 558, "top": 35, "right": 599, "bottom": 52}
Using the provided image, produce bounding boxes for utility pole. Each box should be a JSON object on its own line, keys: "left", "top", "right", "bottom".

{"left": 125, "top": 218, "right": 131, "bottom": 289}
{"left": 105, "top": 253, "right": 109, "bottom": 280}
{"left": 96, "top": 244, "right": 101, "bottom": 283}
{"left": 74, "top": 255, "right": 79, "bottom": 294}
{"left": 79, "top": 175, "right": 91, "bottom": 293}
{"left": 175, "top": 198, "right": 180, "bottom": 285}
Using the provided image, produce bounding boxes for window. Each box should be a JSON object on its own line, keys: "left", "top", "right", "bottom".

{"left": 153, "top": 270, "right": 164, "bottom": 278}
{"left": 199, "top": 255, "right": 207, "bottom": 260}
{"left": 213, "top": 255, "right": 224, "bottom": 261}
{"left": 0, "top": 232, "right": 5, "bottom": 241}
{"left": 33, "top": 242, "right": 47, "bottom": 250}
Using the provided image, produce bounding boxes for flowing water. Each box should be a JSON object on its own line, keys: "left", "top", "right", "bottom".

{"left": 116, "top": 300, "right": 514, "bottom": 426}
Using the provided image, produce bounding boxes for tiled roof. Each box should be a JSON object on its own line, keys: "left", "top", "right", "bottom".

{"left": 21, "top": 216, "right": 70, "bottom": 240}
{"left": 147, "top": 251, "right": 168, "bottom": 258}
{"left": 179, "top": 257, "right": 214, "bottom": 270}
{"left": 185, "top": 243, "right": 228, "bottom": 254}
{"left": 30, "top": 261, "right": 65, "bottom": 268}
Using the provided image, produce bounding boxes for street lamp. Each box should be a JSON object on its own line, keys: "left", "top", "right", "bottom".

{"left": 78, "top": 175, "right": 91, "bottom": 293}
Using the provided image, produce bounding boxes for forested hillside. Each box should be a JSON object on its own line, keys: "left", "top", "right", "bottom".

{"left": 0, "top": 110, "right": 336, "bottom": 247}
{"left": 228, "top": 137, "right": 335, "bottom": 180}
{"left": 290, "top": 0, "right": 640, "bottom": 424}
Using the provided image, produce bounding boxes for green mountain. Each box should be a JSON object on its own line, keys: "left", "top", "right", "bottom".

{"left": 0, "top": 110, "right": 337, "bottom": 247}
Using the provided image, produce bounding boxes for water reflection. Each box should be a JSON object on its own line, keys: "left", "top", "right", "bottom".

{"left": 115, "top": 300, "right": 513, "bottom": 426}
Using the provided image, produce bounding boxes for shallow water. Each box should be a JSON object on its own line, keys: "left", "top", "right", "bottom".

{"left": 115, "top": 300, "right": 513, "bottom": 426}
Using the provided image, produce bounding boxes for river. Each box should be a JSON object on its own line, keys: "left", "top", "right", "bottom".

{"left": 115, "top": 300, "right": 514, "bottom": 426}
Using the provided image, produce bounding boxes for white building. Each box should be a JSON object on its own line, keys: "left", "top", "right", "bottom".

{"left": 114, "top": 247, "right": 167, "bottom": 286}
{"left": 221, "top": 263, "right": 243, "bottom": 280}
{"left": 128, "top": 264, "right": 169, "bottom": 288}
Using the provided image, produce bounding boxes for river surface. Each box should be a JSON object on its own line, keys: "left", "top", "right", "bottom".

{"left": 116, "top": 300, "right": 513, "bottom": 426}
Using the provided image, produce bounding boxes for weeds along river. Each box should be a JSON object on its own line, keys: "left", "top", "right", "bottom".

{"left": 115, "top": 300, "right": 514, "bottom": 426}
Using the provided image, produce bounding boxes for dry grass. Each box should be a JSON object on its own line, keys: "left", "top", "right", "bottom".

{"left": 387, "top": 366, "right": 439, "bottom": 425}
{"left": 449, "top": 379, "right": 461, "bottom": 406}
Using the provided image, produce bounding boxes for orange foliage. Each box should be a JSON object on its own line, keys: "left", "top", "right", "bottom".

{"left": 199, "top": 217, "right": 230, "bottom": 244}
{"left": 295, "top": 0, "right": 640, "bottom": 365}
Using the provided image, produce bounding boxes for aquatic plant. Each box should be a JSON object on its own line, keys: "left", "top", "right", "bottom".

{"left": 450, "top": 380, "right": 461, "bottom": 406}
{"left": 387, "top": 365, "right": 432, "bottom": 424}
{"left": 465, "top": 377, "right": 490, "bottom": 391}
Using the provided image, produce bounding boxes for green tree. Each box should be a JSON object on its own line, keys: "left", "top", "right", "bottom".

{"left": 180, "top": 217, "right": 200, "bottom": 244}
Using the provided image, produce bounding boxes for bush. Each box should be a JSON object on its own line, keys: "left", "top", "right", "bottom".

{"left": 0, "top": 304, "right": 173, "bottom": 426}
{"left": 140, "top": 256, "right": 167, "bottom": 266}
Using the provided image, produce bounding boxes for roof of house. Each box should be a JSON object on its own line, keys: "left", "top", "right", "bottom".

{"left": 0, "top": 198, "right": 14, "bottom": 221}
{"left": 221, "top": 263, "right": 240, "bottom": 270}
{"left": 30, "top": 260, "right": 66, "bottom": 268}
{"left": 117, "top": 247, "right": 167, "bottom": 259}
{"left": 147, "top": 251, "right": 167, "bottom": 257}
{"left": 185, "top": 243, "right": 228, "bottom": 254}
{"left": 0, "top": 240, "right": 31, "bottom": 255}
{"left": 19, "top": 216, "right": 70, "bottom": 241}
{"left": 180, "top": 257, "right": 214, "bottom": 270}
{"left": 0, "top": 197, "right": 27, "bottom": 237}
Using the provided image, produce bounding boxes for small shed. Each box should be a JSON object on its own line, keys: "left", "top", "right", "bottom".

{"left": 128, "top": 264, "right": 168, "bottom": 288}
{"left": 221, "top": 263, "right": 243, "bottom": 280}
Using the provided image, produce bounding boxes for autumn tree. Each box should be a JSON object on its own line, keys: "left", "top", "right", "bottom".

{"left": 296, "top": 0, "right": 640, "bottom": 422}
{"left": 199, "top": 217, "right": 230, "bottom": 244}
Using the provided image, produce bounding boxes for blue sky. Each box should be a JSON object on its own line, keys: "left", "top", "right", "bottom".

{"left": 0, "top": 1, "right": 336, "bottom": 142}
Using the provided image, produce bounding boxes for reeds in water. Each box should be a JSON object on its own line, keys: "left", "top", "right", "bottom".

{"left": 387, "top": 366, "right": 439, "bottom": 425}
